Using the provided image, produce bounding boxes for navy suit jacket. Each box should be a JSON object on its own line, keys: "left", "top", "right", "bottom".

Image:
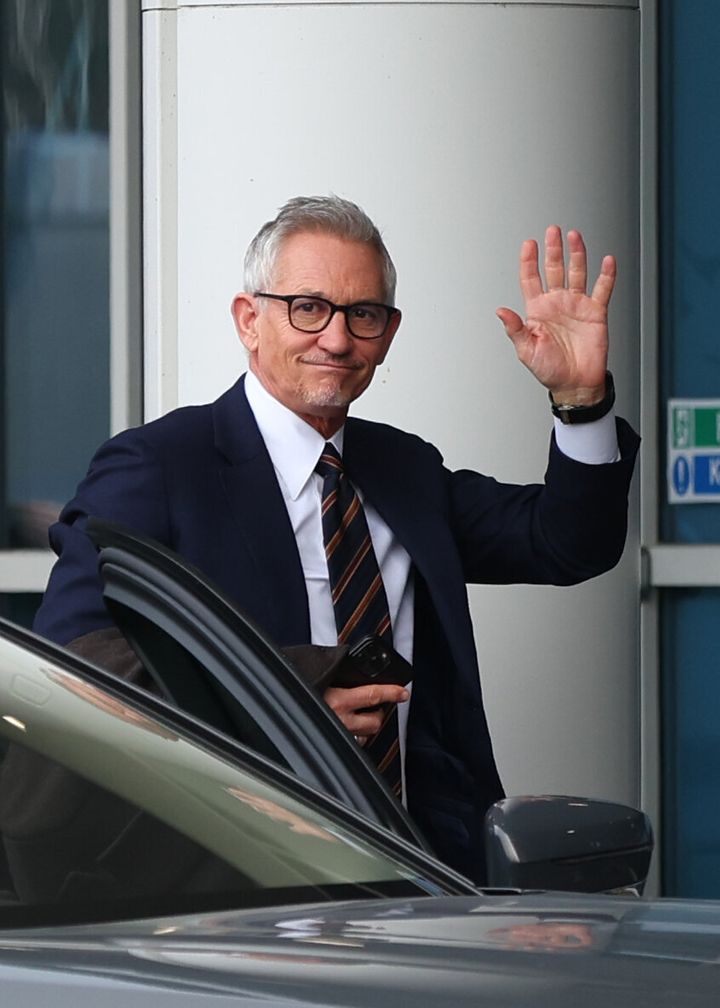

{"left": 34, "top": 375, "right": 640, "bottom": 880}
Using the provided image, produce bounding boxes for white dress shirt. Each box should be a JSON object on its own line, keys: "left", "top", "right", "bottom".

{"left": 244, "top": 371, "right": 416, "bottom": 776}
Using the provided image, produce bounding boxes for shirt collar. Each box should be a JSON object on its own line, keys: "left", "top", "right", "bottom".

{"left": 244, "top": 370, "right": 344, "bottom": 500}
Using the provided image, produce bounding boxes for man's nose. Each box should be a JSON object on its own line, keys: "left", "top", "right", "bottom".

{"left": 316, "top": 310, "right": 353, "bottom": 353}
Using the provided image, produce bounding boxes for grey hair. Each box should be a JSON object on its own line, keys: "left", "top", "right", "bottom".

{"left": 243, "top": 195, "right": 397, "bottom": 304}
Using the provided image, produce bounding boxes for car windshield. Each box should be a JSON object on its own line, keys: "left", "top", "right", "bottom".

{"left": 0, "top": 629, "right": 456, "bottom": 928}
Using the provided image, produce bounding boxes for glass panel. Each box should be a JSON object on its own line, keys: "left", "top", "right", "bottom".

{"left": 661, "top": 588, "right": 720, "bottom": 898}
{"left": 658, "top": 1, "right": 720, "bottom": 899}
{"left": 0, "top": 593, "right": 42, "bottom": 628}
{"left": 1, "top": 0, "right": 110, "bottom": 549}
{"left": 659, "top": 1, "right": 720, "bottom": 544}
{"left": 0, "top": 634, "right": 439, "bottom": 925}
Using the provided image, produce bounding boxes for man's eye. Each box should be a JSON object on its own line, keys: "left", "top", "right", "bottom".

{"left": 296, "top": 300, "right": 320, "bottom": 313}
{"left": 350, "top": 304, "right": 380, "bottom": 322}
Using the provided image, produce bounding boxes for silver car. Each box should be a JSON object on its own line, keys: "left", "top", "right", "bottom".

{"left": 0, "top": 521, "right": 717, "bottom": 1005}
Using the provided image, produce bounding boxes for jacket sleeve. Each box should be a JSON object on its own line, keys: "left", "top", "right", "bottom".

{"left": 449, "top": 417, "right": 640, "bottom": 586}
{"left": 33, "top": 429, "right": 171, "bottom": 646}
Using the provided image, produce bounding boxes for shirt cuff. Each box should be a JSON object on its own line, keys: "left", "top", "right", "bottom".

{"left": 553, "top": 409, "right": 620, "bottom": 464}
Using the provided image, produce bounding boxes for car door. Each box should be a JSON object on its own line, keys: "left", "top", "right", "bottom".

{"left": 84, "top": 517, "right": 429, "bottom": 851}
{"left": 0, "top": 615, "right": 475, "bottom": 923}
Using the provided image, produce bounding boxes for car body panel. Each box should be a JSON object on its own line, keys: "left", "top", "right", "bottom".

{"left": 1, "top": 894, "right": 720, "bottom": 1006}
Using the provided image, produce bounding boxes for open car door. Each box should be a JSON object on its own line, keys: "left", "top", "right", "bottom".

{"left": 85, "top": 517, "right": 430, "bottom": 851}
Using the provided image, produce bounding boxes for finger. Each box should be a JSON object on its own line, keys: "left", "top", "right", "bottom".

{"left": 566, "top": 229, "right": 587, "bottom": 293}
{"left": 323, "top": 684, "right": 409, "bottom": 716}
{"left": 518, "top": 239, "right": 543, "bottom": 302}
{"left": 323, "top": 687, "right": 384, "bottom": 734}
{"left": 496, "top": 307, "right": 525, "bottom": 338}
{"left": 349, "top": 709, "right": 386, "bottom": 736}
{"left": 543, "top": 225, "right": 565, "bottom": 291}
{"left": 590, "top": 254, "right": 617, "bottom": 307}
{"left": 364, "top": 684, "right": 410, "bottom": 708}
{"left": 496, "top": 309, "right": 529, "bottom": 355}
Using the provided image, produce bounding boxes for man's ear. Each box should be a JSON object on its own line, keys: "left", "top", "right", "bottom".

{"left": 231, "top": 293, "right": 260, "bottom": 353}
{"left": 376, "top": 309, "right": 401, "bottom": 364}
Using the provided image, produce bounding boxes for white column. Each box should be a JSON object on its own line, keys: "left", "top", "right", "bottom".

{"left": 143, "top": 0, "right": 642, "bottom": 805}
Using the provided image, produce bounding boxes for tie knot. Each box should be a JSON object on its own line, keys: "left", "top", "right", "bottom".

{"left": 315, "top": 443, "right": 343, "bottom": 480}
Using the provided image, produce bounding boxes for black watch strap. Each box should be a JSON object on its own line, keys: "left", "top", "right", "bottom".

{"left": 549, "top": 371, "right": 615, "bottom": 425}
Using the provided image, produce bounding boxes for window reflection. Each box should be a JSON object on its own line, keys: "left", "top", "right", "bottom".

{"left": 2, "top": 0, "right": 110, "bottom": 553}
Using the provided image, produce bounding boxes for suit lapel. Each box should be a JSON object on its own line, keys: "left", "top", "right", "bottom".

{"left": 344, "top": 419, "right": 478, "bottom": 676}
{"left": 211, "top": 377, "right": 310, "bottom": 644}
{"left": 343, "top": 420, "right": 457, "bottom": 590}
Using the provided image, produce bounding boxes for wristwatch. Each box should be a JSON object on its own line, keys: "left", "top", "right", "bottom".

{"left": 549, "top": 371, "right": 615, "bottom": 425}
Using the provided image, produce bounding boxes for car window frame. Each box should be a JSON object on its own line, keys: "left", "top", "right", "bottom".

{"left": 84, "top": 517, "right": 429, "bottom": 850}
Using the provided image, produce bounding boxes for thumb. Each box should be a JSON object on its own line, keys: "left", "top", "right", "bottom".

{"left": 496, "top": 308, "right": 526, "bottom": 344}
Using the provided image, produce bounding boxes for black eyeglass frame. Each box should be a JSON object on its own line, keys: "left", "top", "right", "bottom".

{"left": 254, "top": 292, "right": 400, "bottom": 341}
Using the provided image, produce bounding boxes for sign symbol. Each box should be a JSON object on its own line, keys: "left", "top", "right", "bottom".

{"left": 674, "top": 408, "right": 691, "bottom": 448}
{"left": 673, "top": 455, "right": 691, "bottom": 496}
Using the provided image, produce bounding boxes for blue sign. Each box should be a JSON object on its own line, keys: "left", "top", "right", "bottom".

{"left": 672, "top": 455, "right": 691, "bottom": 496}
{"left": 693, "top": 454, "right": 720, "bottom": 494}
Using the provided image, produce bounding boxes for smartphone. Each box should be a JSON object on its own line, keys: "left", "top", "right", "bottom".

{"left": 334, "top": 635, "right": 413, "bottom": 689}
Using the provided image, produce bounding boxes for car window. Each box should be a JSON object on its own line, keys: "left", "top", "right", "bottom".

{"left": 86, "top": 518, "right": 429, "bottom": 847}
{"left": 0, "top": 627, "right": 459, "bottom": 928}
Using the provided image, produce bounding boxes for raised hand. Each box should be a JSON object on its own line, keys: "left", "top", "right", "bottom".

{"left": 496, "top": 226, "right": 615, "bottom": 406}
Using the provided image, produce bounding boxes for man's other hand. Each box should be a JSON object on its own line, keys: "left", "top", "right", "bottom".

{"left": 323, "top": 683, "right": 410, "bottom": 742}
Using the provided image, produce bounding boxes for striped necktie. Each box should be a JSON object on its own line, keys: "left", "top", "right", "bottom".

{"left": 315, "top": 443, "right": 401, "bottom": 794}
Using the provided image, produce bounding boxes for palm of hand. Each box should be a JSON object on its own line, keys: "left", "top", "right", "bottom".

{"left": 496, "top": 227, "right": 616, "bottom": 401}
{"left": 519, "top": 288, "right": 609, "bottom": 394}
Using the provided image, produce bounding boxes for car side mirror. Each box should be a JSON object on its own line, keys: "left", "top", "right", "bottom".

{"left": 485, "top": 795, "right": 654, "bottom": 895}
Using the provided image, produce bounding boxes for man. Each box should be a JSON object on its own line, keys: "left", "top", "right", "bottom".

{"left": 34, "top": 195, "right": 639, "bottom": 881}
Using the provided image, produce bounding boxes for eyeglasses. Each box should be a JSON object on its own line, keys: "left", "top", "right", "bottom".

{"left": 254, "top": 292, "right": 399, "bottom": 341}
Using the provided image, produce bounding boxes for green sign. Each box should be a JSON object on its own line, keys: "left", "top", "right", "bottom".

{"left": 671, "top": 405, "right": 720, "bottom": 450}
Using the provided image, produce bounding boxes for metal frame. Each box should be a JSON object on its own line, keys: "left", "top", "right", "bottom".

{"left": 142, "top": 2, "right": 178, "bottom": 420}
{"left": 645, "top": 546, "right": 720, "bottom": 587}
{"left": 0, "top": 551, "right": 54, "bottom": 593}
{"left": 639, "top": 0, "right": 661, "bottom": 896}
{"left": 110, "top": 0, "right": 143, "bottom": 435}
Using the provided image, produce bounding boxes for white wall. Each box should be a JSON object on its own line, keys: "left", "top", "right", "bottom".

{"left": 143, "top": 0, "right": 641, "bottom": 803}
